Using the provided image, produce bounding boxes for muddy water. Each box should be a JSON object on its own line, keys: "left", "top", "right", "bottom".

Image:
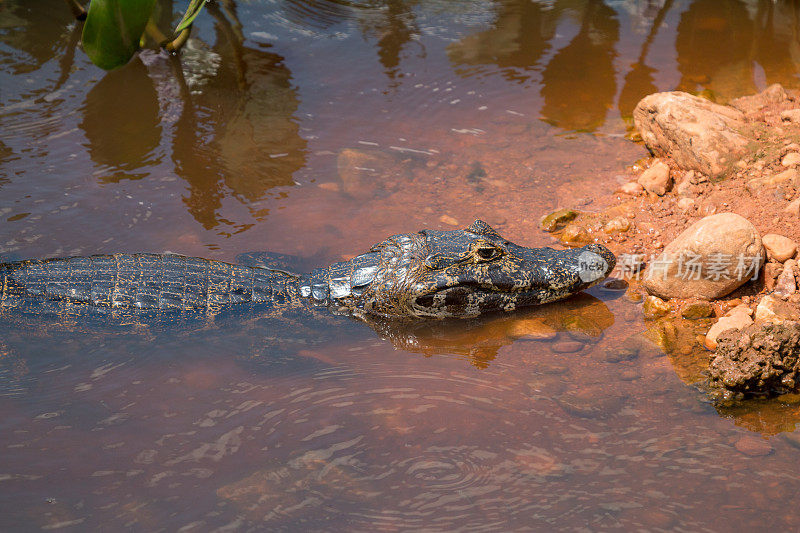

{"left": 3, "top": 0, "right": 800, "bottom": 530}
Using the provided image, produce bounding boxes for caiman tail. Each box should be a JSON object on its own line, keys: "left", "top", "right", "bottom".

{"left": 0, "top": 254, "right": 300, "bottom": 312}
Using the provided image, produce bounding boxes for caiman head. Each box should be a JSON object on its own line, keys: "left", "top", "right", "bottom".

{"left": 300, "top": 219, "right": 616, "bottom": 319}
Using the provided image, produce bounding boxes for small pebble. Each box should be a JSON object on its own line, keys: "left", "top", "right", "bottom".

{"left": 783, "top": 152, "right": 800, "bottom": 166}
{"left": 618, "top": 181, "right": 644, "bottom": 195}
{"left": 317, "top": 182, "right": 341, "bottom": 192}
{"left": 603, "top": 216, "right": 631, "bottom": 234}
{"left": 735, "top": 436, "right": 773, "bottom": 457}
{"left": 551, "top": 341, "right": 585, "bottom": 353}
{"left": 439, "top": 214, "right": 459, "bottom": 226}
{"left": 785, "top": 197, "right": 800, "bottom": 215}
{"left": 763, "top": 233, "right": 797, "bottom": 263}
{"left": 602, "top": 278, "right": 628, "bottom": 290}
{"left": 509, "top": 319, "right": 558, "bottom": 340}
{"left": 559, "top": 224, "right": 590, "bottom": 245}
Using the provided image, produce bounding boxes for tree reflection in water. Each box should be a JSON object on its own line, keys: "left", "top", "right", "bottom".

{"left": 78, "top": 0, "right": 307, "bottom": 233}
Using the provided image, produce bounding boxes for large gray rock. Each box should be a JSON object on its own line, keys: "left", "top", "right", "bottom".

{"left": 643, "top": 213, "right": 764, "bottom": 300}
{"left": 633, "top": 92, "right": 751, "bottom": 178}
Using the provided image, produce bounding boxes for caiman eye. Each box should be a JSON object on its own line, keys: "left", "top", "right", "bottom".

{"left": 476, "top": 247, "right": 499, "bottom": 261}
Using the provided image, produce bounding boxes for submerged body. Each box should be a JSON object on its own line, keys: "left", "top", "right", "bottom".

{"left": 0, "top": 220, "right": 615, "bottom": 320}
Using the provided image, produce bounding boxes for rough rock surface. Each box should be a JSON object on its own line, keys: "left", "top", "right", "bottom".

{"left": 709, "top": 322, "right": 800, "bottom": 394}
{"left": 618, "top": 181, "right": 643, "bottom": 195}
{"left": 774, "top": 261, "right": 798, "bottom": 299}
{"left": 681, "top": 299, "right": 713, "bottom": 319}
{"left": 762, "top": 233, "right": 797, "bottom": 263}
{"left": 705, "top": 305, "right": 754, "bottom": 350}
{"left": 730, "top": 84, "right": 791, "bottom": 117}
{"left": 643, "top": 213, "right": 764, "bottom": 300}
{"left": 637, "top": 160, "right": 671, "bottom": 195}
{"left": 782, "top": 152, "right": 800, "bottom": 167}
{"left": 730, "top": 84, "right": 795, "bottom": 123}
{"left": 755, "top": 294, "right": 800, "bottom": 323}
{"left": 643, "top": 295, "right": 671, "bottom": 319}
{"left": 633, "top": 92, "right": 751, "bottom": 178}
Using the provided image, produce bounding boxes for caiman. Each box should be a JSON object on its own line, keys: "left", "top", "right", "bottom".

{"left": 0, "top": 220, "right": 615, "bottom": 320}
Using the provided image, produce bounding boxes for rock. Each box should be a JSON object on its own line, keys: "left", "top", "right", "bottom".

{"left": 764, "top": 262, "right": 784, "bottom": 291}
{"left": 729, "top": 303, "right": 754, "bottom": 317}
{"left": 785, "top": 197, "right": 800, "bottom": 215}
{"left": 746, "top": 169, "right": 799, "bottom": 194}
{"left": 713, "top": 298, "right": 743, "bottom": 317}
{"left": 782, "top": 152, "right": 800, "bottom": 167}
{"left": 768, "top": 168, "right": 798, "bottom": 187}
{"left": 637, "top": 160, "right": 672, "bottom": 195}
{"left": 731, "top": 84, "right": 791, "bottom": 115}
{"left": 439, "top": 214, "right": 459, "bottom": 226}
{"left": 551, "top": 341, "right": 585, "bottom": 353}
{"left": 674, "top": 177, "right": 696, "bottom": 198}
{"left": 559, "top": 224, "right": 590, "bottom": 246}
{"left": 774, "top": 261, "right": 798, "bottom": 299}
{"left": 602, "top": 278, "right": 628, "bottom": 290}
{"left": 603, "top": 216, "right": 631, "bottom": 234}
{"left": 557, "top": 389, "right": 627, "bottom": 419}
{"left": 618, "top": 181, "right": 643, "bottom": 195}
{"left": 643, "top": 213, "right": 764, "bottom": 300}
{"left": 633, "top": 92, "right": 750, "bottom": 178}
{"left": 337, "top": 148, "right": 397, "bottom": 197}
{"left": 734, "top": 436, "right": 773, "bottom": 457}
{"left": 705, "top": 306, "right": 754, "bottom": 350}
{"left": 643, "top": 295, "right": 671, "bottom": 319}
{"left": 526, "top": 375, "right": 567, "bottom": 396}
{"left": 317, "top": 182, "right": 341, "bottom": 192}
{"left": 781, "top": 109, "right": 800, "bottom": 123}
{"left": 681, "top": 300, "right": 714, "bottom": 319}
{"left": 626, "top": 289, "right": 643, "bottom": 303}
{"left": 762, "top": 234, "right": 797, "bottom": 262}
{"left": 709, "top": 322, "right": 800, "bottom": 394}
{"left": 754, "top": 294, "right": 800, "bottom": 324}
{"left": 603, "top": 342, "right": 639, "bottom": 363}
{"left": 540, "top": 208, "right": 577, "bottom": 232}
{"left": 677, "top": 198, "right": 695, "bottom": 212}
{"left": 509, "top": 318, "right": 557, "bottom": 340}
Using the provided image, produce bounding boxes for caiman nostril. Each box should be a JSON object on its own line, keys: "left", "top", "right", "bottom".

{"left": 582, "top": 243, "right": 616, "bottom": 273}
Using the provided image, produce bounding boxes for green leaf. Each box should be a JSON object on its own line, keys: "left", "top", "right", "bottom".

{"left": 81, "top": 0, "right": 158, "bottom": 70}
{"left": 175, "top": 0, "right": 206, "bottom": 33}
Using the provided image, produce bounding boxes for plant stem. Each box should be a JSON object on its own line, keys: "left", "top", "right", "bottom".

{"left": 64, "top": 0, "right": 87, "bottom": 20}
{"left": 144, "top": 19, "right": 169, "bottom": 46}
{"left": 145, "top": 19, "right": 192, "bottom": 54}
{"left": 165, "top": 28, "right": 192, "bottom": 53}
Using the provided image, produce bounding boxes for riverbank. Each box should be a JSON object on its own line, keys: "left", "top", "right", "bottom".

{"left": 543, "top": 84, "right": 800, "bottom": 398}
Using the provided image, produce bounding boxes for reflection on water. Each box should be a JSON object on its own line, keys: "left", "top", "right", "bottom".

{"left": 6, "top": 0, "right": 800, "bottom": 529}
{"left": 539, "top": 0, "right": 619, "bottom": 131}
{"left": 675, "top": 0, "right": 757, "bottom": 97}
{"left": 81, "top": 59, "right": 163, "bottom": 178}
{"left": 79, "top": 3, "right": 307, "bottom": 231}
{"left": 371, "top": 293, "right": 614, "bottom": 367}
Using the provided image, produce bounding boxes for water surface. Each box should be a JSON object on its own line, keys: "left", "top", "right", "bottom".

{"left": 3, "top": 0, "right": 800, "bottom": 530}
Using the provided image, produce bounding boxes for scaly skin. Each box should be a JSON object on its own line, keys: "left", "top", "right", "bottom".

{"left": 0, "top": 220, "right": 615, "bottom": 320}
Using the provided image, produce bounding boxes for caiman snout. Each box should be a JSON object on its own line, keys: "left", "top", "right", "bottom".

{"left": 575, "top": 243, "right": 616, "bottom": 283}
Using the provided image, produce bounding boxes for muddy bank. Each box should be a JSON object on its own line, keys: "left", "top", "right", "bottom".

{"left": 542, "top": 84, "right": 800, "bottom": 397}
{"left": 710, "top": 322, "right": 800, "bottom": 396}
